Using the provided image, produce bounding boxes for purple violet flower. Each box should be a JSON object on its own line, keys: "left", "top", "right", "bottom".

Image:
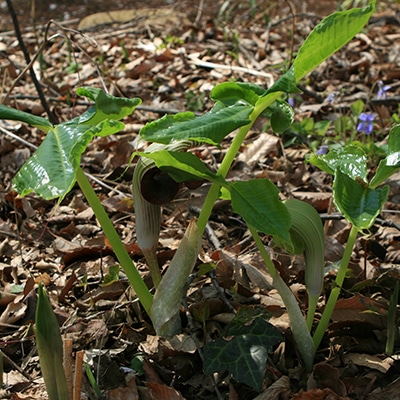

{"left": 326, "top": 92, "right": 336, "bottom": 104}
{"left": 357, "top": 112, "right": 374, "bottom": 135}
{"left": 316, "top": 145, "right": 329, "bottom": 155}
{"left": 288, "top": 97, "right": 295, "bottom": 107}
{"left": 377, "top": 80, "right": 390, "bottom": 100}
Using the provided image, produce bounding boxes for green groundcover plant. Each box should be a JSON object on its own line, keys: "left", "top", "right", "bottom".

{"left": 2, "top": 0, "right": 399, "bottom": 393}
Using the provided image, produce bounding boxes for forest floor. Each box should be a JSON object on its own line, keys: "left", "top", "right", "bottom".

{"left": 1, "top": 0, "right": 400, "bottom": 399}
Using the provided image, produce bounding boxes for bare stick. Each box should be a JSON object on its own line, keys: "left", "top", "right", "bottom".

{"left": 5, "top": 0, "right": 58, "bottom": 124}
{"left": 73, "top": 350, "right": 84, "bottom": 400}
{"left": 63, "top": 339, "right": 74, "bottom": 400}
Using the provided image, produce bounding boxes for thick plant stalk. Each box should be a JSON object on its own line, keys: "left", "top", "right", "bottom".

{"left": 150, "top": 220, "right": 202, "bottom": 336}
{"left": 273, "top": 274, "right": 315, "bottom": 371}
{"left": 250, "top": 225, "right": 315, "bottom": 371}
{"left": 313, "top": 225, "right": 359, "bottom": 349}
{"left": 35, "top": 284, "right": 69, "bottom": 400}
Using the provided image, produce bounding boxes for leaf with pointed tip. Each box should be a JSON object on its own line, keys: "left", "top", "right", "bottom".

{"left": 333, "top": 169, "right": 389, "bottom": 230}
{"left": 308, "top": 145, "right": 368, "bottom": 180}
{"left": 268, "top": 100, "right": 294, "bottom": 133}
{"left": 35, "top": 284, "right": 69, "bottom": 400}
{"left": 138, "top": 150, "right": 224, "bottom": 185}
{"left": 370, "top": 124, "right": 400, "bottom": 188}
{"left": 210, "top": 81, "right": 266, "bottom": 106}
{"left": 0, "top": 104, "right": 53, "bottom": 132}
{"left": 13, "top": 119, "right": 125, "bottom": 200}
{"left": 230, "top": 179, "right": 292, "bottom": 246}
{"left": 76, "top": 87, "right": 141, "bottom": 124}
{"left": 139, "top": 101, "right": 253, "bottom": 145}
{"left": 293, "top": 2, "right": 375, "bottom": 81}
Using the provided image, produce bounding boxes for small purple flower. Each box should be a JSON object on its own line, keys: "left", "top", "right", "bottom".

{"left": 357, "top": 112, "right": 374, "bottom": 135}
{"left": 377, "top": 80, "right": 390, "bottom": 100}
{"left": 316, "top": 145, "right": 329, "bottom": 155}
{"left": 288, "top": 97, "right": 295, "bottom": 107}
{"left": 326, "top": 92, "right": 336, "bottom": 104}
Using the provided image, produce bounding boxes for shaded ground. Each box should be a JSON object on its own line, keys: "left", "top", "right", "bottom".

{"left": 1, "top": 0, "right": 400, "bottom": 399}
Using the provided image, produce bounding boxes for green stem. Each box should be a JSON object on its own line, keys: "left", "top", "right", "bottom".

{"left": 197, "top": 92, "right": 281, "bottom": 235}
{"left": 306, "top": 295, "right": 318, "bottom": 331}
{"left": 250, "top": 226, "right": 315, "bottom": 370}
{"left": 248, "top": 226, "right": 276, "bottom": 278}
{"left": 312, "top": 224, "right": 358, "bottom": 349}
{"left": 76, "top": 167, "right": 153, "bottom": 314}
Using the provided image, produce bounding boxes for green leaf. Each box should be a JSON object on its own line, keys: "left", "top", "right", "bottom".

{"left": 203, "top": 317, "right": 282, "bottom": 391}
{"left": 35, "top": 284, "right": 69, "bottom": 400}
{"left": 293, "top": 2, "right": 375, "bottom": 82}
{"left": 333, "top": 169, "right": 389, "bottom": 230}
{"left": 268, "top": 100, "right": 294, "bottom": 133}
{"left": 11, "top": 88, "right": 141, "bottom": 201}
{"left": 102, "top": 265, "right": 120, "bottom": 286}
{"left": 370, "top": 124, "right": 400, "bottom": 188}
{"left": 266, "top": 66, "right": 301, "bottom": 94}
{"left": 140, "top": 102, "right": 253, "bottom": 145}
{"left": 308, "top": 145, "right": 368, "bottom": 180}
{"left": 138, "top": 150, "right": 224, "bottom": 184}
{"left": 0, "top": 104, "right": 53, "bottom": 132}
{"left": 210, "top": 81, "right": 266, "bottom": 106}
{"left": 77, "top": 87, "right": 141, "bottom": 125}
{"left": 13, "top": 119, "right": 125, "bottom": 200}
{"left": 230, "top": 179, "right": 292, "bottom": 245}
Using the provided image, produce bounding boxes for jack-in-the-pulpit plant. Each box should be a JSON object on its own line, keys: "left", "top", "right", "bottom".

{"left": 1, "top": 1, "right": 393, "bottom": 384}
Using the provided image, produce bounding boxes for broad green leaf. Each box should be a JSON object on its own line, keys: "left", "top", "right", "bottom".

{"left": 13, "top": 119, "right": 124, "bottom": 200}
{"left": 203, "top": 317, "right": 282, "bottom": 391}
{"left": 333, "top": 169, "right": 389, "bottom": 230}
{"left": 293, "top": 2, "right": 375, "bottom": 81}
{"left": 210, "top": 81, "right": 266, "bottom": 106}
{"left": 138, "top": 150, "right": 224, "bottom": 185}
{"left": 140, "top": 102, "right": 253, "bottom": 145}
{"left": 230, "top": 179, "right": 291, "bottom": 245}
{"left": 11, "top": 88, "right": 141, "bottom": 201}
{"left": 308, "top": 145, "right": 368, "bottom": 180}
{"left": 268, "top": 100, "right": 294, "bottom": 133}
{"left": 266, "top": 66, "right": 301, "bottom": 94}
{"left": 76, "top": 87, "right": 141, "bottom": 124}
{"left": 35, "top": 284, "right": 69, "bottom": 400}
{"left": 370, "top": 124, "right": 400, "bottom": 188}
{"left": 0, "top": 104, "right": 53, "bottom": 132}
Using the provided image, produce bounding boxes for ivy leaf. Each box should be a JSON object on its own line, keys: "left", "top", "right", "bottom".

{"left": 333, "top": 169, "right": 389, "bottom": 230}
{"left": 230, "top": 179, "right": 292, "bottom": 246}
{"left": 203, "top": 317, "right": 282, "bottom": 391}
{"left": 140, "top": 101, "right": 253, "bottom": 145}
